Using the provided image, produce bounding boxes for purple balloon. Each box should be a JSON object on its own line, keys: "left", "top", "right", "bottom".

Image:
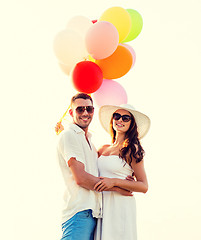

{"left": 119, "top": 43, "right": 136, "bottom": 68}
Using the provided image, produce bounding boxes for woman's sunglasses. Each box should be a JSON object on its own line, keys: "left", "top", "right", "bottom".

{"left": 75, "top": 106, "right": 94, "bottom": 114}
{"left": 113, "top": 113, "right": 131, "bottom": 122}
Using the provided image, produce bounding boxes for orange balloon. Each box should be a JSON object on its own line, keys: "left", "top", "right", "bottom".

{"left": 95, "top": 45, "right": 132, "bottom": 79}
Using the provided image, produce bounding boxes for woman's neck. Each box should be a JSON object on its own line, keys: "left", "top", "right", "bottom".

{"left": 113, "top": 132, "right": 125, "bottom": 146}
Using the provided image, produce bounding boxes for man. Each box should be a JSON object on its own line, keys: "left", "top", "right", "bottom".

{"left": 56, "top": 93, "right": 132, "bottom": 240}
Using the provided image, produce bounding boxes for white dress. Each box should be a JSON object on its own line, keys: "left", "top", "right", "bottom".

{"left": 95, "top": 155, "right": 137, "bottom": 240}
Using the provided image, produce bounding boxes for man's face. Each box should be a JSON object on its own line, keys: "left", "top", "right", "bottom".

{"left": 70, "top": 98, "right": 94, "bottom": 130}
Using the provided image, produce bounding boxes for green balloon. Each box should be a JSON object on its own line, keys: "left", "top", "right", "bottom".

{"left": 122, "top": 9, "right": 143, "bottom": 42}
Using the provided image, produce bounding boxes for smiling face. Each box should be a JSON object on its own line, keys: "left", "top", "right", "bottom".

{"left": 69, "top": 98, "right": 94, "bottom": 131}
{"left": 112, "top": 109, "right": 132, "bottom": 133}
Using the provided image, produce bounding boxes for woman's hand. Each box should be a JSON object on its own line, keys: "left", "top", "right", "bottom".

{"left": 94, "top": 177, "right": 115, "bottom": 192}
{"left": 55, "top": 122, "right": 64, "bottom": 134}
{"left": 126, "top": 175, "right": 136, "bottom": 181}
{"left": 114, "top": 187, "right": 133, "bottom": 196}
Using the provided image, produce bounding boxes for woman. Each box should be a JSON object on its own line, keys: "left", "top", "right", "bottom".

{"left": 94, "top": 103, "right": 150, "bottom": 240}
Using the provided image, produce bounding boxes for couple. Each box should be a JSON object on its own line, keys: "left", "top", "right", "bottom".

{"left": 56, "top": 92, "right": 150, "bottom": 240}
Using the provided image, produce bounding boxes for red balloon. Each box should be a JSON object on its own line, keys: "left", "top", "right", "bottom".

{"left": 92, "top": 19, "right": 97, "bottom": 24}
{"left": 72, "top": 61, "right": 103, "bottom": 93}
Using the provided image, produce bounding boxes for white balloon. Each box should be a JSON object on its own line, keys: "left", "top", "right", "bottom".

{"left": 66, "top": 16, "right": 93, "bottom": 39}
{"left": 58, "top": 62, "right": 74, "bottom": 76}
{"left": 53, "top": 29, "right": 88, "bottom": 66}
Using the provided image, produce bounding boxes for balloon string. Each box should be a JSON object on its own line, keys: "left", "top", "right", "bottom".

{"left": 56, "top": 105, "right": 70, "bottom": 135}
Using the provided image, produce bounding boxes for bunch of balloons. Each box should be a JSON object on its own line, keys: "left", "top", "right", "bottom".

{"left": 53, "top": 6, "right": 143, "bottom": 107}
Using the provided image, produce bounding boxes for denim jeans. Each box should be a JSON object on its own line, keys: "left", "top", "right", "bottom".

{"left": 61, "top": 209, "right": 97, "bottom": 240}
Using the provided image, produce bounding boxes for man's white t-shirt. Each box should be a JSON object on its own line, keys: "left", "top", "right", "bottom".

{"left": 57, "top": 123, "right": 102, "bottom": 224}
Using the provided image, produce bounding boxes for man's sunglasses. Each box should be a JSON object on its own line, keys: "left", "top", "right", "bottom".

{"left": 113, "top": 113, "right": 131, "bottom": 122}
{"left": 75, "top": 106, "right": 94, "bottom": 114}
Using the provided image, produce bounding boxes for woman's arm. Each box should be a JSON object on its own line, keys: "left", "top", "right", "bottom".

{"left": 94, "top": 159, "right": 148, "bottom": 194}
{"left": 109, "top": 187, "right": 133, "bottom": 196}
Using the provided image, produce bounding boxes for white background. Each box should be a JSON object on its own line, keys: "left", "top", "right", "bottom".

{"left": 0, "top": 0, "right": 201, "bottom": 239}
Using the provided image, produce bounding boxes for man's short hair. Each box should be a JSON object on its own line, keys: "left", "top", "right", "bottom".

{"left": 70, "top": 93, "right": 93, "bottom": 107}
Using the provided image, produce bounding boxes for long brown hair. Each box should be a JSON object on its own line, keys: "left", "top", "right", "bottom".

{"left": 110, "top": 112, "right": 145, "bottom": 167}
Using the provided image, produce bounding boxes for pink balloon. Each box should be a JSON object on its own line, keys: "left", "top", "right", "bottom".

{"left": 92, "top": 79, "right": 127, "bottom": 107}
{"left": 120, "top": 43, "right": 136, "bottom": 68}
{"left": 85, "top": 21, "right": 119, "bottom": 60}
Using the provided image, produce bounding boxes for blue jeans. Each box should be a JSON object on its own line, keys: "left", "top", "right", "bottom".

{"left": 61, "top": 209, "right": 97, "bottom": 240}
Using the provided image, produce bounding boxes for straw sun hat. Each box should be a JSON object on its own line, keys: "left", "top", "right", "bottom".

{"left": 99, "top": 104, "right": 151, "bottom": 139}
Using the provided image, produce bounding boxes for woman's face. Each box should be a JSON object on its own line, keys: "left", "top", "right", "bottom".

{"left": 112, "top": 109, "right": 132, "bottom": 133}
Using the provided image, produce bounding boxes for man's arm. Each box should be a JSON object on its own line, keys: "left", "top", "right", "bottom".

{"left": 68, "top": 157, "right": 132, "bottom": 196}
{"left": 68, "top": 157, "right": 101, "bottom": 190}
{"left": 94, "top": 160, "right": 148, "bottom": 194}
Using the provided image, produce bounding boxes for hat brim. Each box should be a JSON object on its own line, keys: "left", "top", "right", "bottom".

{"left": 99, "top": 105, "right": 151, "bottom": 139}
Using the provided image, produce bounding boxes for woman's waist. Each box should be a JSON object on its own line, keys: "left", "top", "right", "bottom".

{"left": 103, "top": 190, "right": 135, "bottom": 201}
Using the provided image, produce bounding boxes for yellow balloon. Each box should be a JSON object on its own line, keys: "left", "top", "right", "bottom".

{"left": 100, "top": 7, "right": 131, "bottom": 43}
{"left": 88, "top": 55, "right": 96, "bottom": 63}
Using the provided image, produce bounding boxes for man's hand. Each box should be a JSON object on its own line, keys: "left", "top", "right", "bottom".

{"left": 94, "top": 177, "right": 115, "bottom": 192}
{"left": 94, "top": 177, "right": 134, "bottom": 196}
{"left": 55, "top": 122, "right": 64, "bottom": 134}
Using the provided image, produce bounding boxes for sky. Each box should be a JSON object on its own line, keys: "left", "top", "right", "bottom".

{"left": 0, "top": 0, "right": 201, "bottom": 239}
